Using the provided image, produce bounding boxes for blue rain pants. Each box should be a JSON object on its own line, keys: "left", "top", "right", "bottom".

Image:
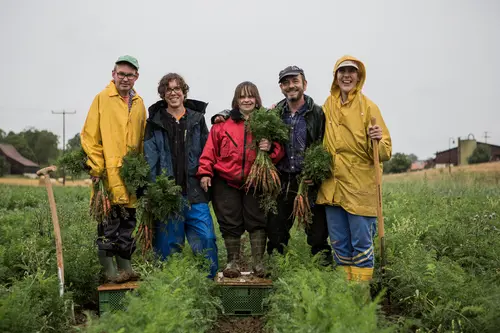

{"left": 153, "top": 202, "right": 218, "bottom": 279}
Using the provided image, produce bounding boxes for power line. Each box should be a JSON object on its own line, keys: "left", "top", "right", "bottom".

{"left": 52, "top": 110, "right": 76, "bottom": 185}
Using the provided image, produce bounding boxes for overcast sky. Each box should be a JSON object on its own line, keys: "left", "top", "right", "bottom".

{"left": 1, "top": 0, "right": 498, "bottom": 159}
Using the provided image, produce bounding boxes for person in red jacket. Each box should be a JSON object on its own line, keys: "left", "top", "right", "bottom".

{"left": 198, "top": 81, "right": 285, "bottom": 278}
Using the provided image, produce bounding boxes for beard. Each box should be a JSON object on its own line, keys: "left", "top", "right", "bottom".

{"left": 286, "top": 89, "right": 303, "bottom": 102}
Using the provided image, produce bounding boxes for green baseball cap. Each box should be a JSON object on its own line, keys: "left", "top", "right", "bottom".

{"left": 115, "top": 55, "right": 139, "bottom": 70}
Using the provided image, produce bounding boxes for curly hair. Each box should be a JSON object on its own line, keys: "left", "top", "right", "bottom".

{"left": 231, "top": 81, "right": 262, "bottom": 110}
{"left": 157, "top": 73, "right": 189, "bottom": 99}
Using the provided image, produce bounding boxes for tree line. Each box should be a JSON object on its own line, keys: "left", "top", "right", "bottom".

{"left": 0, "top": 128, "right": 81, "bottom": 176}
{"left": 0, "top": 127, "right": 493, "bottom": 177}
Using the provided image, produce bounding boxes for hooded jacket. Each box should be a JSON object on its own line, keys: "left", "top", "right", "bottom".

{"left": 197, "top": 108, "right": 285, "bottom": 189}
{"left": 81, "top": 81, "right": 147, "bottom": 207}
{"left": 144, "top": 99, "right": 210, "bottom": 204}
{"left": 316, "top": 55, "right": 392, "bottom": 216}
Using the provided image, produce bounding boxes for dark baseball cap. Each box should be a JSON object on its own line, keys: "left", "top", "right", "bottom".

{"left": 278, "top": 65, "right": 305, "bottom": 83}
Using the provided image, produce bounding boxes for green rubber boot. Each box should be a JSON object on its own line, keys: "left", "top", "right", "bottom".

{"left": 115, "top": 256, "right": 140, "bottom": 283}
{"left": 223, "top": 236, "right": 241, "bottom": 278}
{"left": 250, "top": 229, "right": 267, "bottom": 278}
{"left": 98, "top": 250, "right": 118, "bottom": 283}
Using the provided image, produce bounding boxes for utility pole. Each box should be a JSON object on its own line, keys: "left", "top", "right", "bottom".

{"left": 484, "top": 131, "right": 490, "bottom": 144}
{"left": 448, "top": 137, "right": 455, "bottom": 174}
{"left": 52, "top": 110, "right": 76, "bottom": 185}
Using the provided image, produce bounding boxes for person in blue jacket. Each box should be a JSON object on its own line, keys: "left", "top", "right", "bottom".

{"left": 144, "top": 72, "right": 218, "bottom": 279}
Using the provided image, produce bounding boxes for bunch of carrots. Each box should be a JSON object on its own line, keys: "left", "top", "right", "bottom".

{"left": 135, "top": 171, "right": 184, "bottom": 256}
{"left": 292, "top": 143, "right": 333, "bottom": 227}
{"left": 57, "top": 148, "right": 112, "bottom": 223}
{"left": 243, "top": 106, "right": 289, "bottom": 215}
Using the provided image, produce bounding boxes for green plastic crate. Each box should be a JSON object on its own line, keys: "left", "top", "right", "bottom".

{"left": 98, "top": 282, "right": 138, "bottom": 315}
{"left": 218, "top": 285, "right": 272, "bottom": 316}
{"left": 215, "top": 273, "right": 273, "bottom": 316}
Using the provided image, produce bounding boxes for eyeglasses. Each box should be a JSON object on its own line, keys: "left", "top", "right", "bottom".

{"left": 165, "top": 87, "right": 182, "bottom": 95}
{"left": 115, "top": 71, "right": 137, "bottom": 80}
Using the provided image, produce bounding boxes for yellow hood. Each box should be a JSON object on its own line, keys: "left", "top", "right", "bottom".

{"left": 330, "top": 55, "right": 366, "bottom": 103}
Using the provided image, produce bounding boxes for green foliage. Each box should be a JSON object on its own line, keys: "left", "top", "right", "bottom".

{"left": 407, "top": 153, "right": 418, "bottom": 162}
{"left": 1, "top": 168, "right": 500, "bottom": 333}
{"left": 86, "top": 253, "right": 221, "bottom": 333}
{"left": 56, "top": 147, "right": 89, "bottom": 178}
{"left": 22, "top": 128, "right": 60, "bottom": 165}
{"left": 383, "top": 152, "right": 412, "bottom": 174}
{"left": 380, "top": 178, "right": 500, "bottom": 332}
{"left": 0, "top": 155, "right": 9, "bottom": 176}
{"left": 138, "top": 171, "right": 184, "bottom": 222}
{"left": 0, "top": 186, "right": 100, "bottom": 319}
{"left": 245, "top": 106, "right": 289, "bottom": 144}
{"left": 265, "top": 229, "right": 392, "bottom": 333}
{"left": 120, "top": 148, "right": 150, "bottom": 195}
{"left": 300, "top": 142, "right": 333, "bottom": 183}
{"left": 468, "top": 145, "right": 491, "bottom": 164}
{"left": 66, "top": 133, "right": 81, "bottom": 151}
{"left": 0, "top": 272, "right": 72, "bottom": 333}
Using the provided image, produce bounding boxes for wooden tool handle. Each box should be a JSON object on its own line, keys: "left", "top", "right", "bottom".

{"left": 37, "top": 165, "right": 57, "bottom": 176}
{"left": 37, "top": 165, "right": 64, "bottom": 296}
{"left": 371, "top": 117, "right": 386, "bottom": 268}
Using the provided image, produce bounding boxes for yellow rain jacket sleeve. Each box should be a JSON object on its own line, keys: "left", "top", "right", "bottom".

{"left": 81, "top": 81, "right": 147, "bottom": 207}
{"left": 316, "top": 56, "right": 392, "bottom": 217}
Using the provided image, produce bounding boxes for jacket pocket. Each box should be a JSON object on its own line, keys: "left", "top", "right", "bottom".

{"left": 349, "top": 162, "right": 376, "bottom": 197}
{"left": 105, "top": 157, "right": 129, "bottom": 204}
{"left": 220, "top": 138, "right": 231, "bottom": 158}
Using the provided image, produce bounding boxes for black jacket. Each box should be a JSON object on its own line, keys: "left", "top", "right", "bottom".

{"left": 275, "top": 94, "right": 325, "bottom": 148}
{"left": 144, "top": 99, "right": 210, "bottom": 204}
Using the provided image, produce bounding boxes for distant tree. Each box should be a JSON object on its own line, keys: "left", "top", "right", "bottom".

{"left": 66, "top": 133, "right": 81, "bottom": 151}
{"left": 22, "top": 128, "right": 59, "bottom": 165}
{"left": 468, "top": 146, "right": 491, "bottom": 164}
{"left": 383, "top": 153, "right": 412, "bottom": 174}
{"left": 0, "top": 155, "right": 9, "bottom": 176}
{"left": 408, "top": 154, "right": 418, "bottom": 162}
{"left": 0, "top": 129, "right": 5, "bottom": 141}
{"left": 3, "top": 131, "right": 37, "bottom": 162}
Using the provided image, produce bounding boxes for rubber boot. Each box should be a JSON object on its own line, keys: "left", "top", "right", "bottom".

{"left": 115, "top": 256, "right": 140, "bottom": 283}
{"left": 223, "top": 236, "right": 241, "bottom": 278}
{"left": 98, "top": 250, "right": 118, "bottom": 283}
{"left": 250, "top": 229, "right": 267, "bottom": 278}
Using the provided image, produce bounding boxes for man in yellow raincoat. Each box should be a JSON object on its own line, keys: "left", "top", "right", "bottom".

{"left": 317, "top": 55, "right": 392, "bottom": 282}
{"left": 81, "top": 55, "right": 147, "bottom": 283}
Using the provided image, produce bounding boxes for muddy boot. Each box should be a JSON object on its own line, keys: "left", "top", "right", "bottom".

{"left": 98, "top": 250, "right": 118, "bottom": 283}
{"left": 250, "top": 229, "right": 267, "bottom": 278}
{"left": 116, "top": 256, "right": 140, "bottom": 283}
{"left": 223, "top": 236, "right": 241, "bottom": 278}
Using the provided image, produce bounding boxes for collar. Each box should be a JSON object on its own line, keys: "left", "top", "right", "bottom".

{"left": 107, "top": 80, "right": 137, "bottom": 99}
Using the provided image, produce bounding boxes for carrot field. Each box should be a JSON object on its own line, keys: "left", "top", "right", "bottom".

{"left": 1, "top": 169, "right": 499, "bottom": 333}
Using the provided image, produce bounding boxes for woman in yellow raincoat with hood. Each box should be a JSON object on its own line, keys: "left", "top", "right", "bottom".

{"left": 317, "top": 55, "right": 392, "bottom": 282}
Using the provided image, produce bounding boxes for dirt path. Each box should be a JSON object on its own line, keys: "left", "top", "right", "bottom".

{"left": 210, "top": 316, "right": 265, "bottom": 333}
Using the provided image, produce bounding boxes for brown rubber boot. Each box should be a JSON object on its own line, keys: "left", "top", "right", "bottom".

{"left": 250, "top": 229, "right": 267, "bottom": 278}
{"left": 223, "top": 236, "right": 241, "bottom": 278}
